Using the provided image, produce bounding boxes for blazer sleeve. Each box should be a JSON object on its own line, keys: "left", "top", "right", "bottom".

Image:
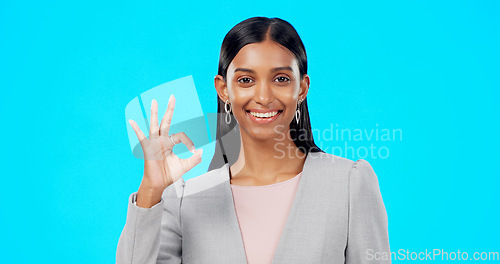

{"left": 116, "top": 182, "right": 183, "bottom": 264}
{"left": 345, "top": 159, "right": 391, "bottom": 263}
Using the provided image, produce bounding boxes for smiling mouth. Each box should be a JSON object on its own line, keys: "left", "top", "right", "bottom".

{"left": 246, "top": 110, "right": 283, "bottom": 118}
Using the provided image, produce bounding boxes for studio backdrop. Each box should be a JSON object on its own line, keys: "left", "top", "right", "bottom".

{"left": 0, "top": 0, "right": 499, "bottom": 263}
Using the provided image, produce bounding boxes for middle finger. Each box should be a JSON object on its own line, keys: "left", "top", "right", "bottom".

{"left": 160, "top": 94, "right": 175, "bottom": 136}
{"left": 150, "top": 99, "right": 159, "bottom": 138}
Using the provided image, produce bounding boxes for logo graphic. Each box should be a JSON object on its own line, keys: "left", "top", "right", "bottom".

{"left": 125, "top": 75, "right": 228, "bottom": 178}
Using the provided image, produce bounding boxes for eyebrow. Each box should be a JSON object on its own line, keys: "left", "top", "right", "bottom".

{"left": 234, "top": 66, "right": 294, "bottom": 73}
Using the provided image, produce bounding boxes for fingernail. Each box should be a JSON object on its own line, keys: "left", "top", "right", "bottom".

{"left": 169, "top": 94, "right": 173, "bottom": 103}
{"left": 189, "top": 148, "right": 196, "bottom": 154}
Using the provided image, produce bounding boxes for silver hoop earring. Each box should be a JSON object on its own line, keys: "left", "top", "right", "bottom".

{"left": 295, "top": 99, "right": 302, "bottom": 125}
{"left": 224, "top": 99, "right": 232, "bottom": 125}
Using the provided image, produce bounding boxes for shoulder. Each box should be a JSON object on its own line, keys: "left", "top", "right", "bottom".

{"left": 181, "top": 164, "right": 229, "bottom": 197}
{"left": 312, "top": 151, "right": 379, "bottom": 181}
{"left": 162, "top": 165, "right": 228, "bottom": 199}
{"left": 308, "top": 152, "right": 381, "bottom": 189}
{"left": 348, "top": 159, "right": 384, "bottom": 204}
{"left": 307, "top": 151, "right": 356, "bottom": 173}
{"left": 350, "top": 159, "right": 380, "bottom": 188}
{"left": 314, "top": 152, "right": 376, "bottom": 173}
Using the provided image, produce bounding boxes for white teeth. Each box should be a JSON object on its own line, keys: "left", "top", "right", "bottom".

{"left": 249, "top": 111, "right": 279, "bottom": 118}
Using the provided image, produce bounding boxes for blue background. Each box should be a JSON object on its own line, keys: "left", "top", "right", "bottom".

{"left": 1, "top": 0, "right": 499, "bottom": 263}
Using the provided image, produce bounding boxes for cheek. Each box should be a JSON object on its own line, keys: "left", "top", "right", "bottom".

{"left": 229, "top": 92, "right": 251, "bottom": 112}
{"left": 227, "top": 89, "right": 249, "bottom": 121}
{"left": 275, "top": 90, "right": 299, "bottom": 109}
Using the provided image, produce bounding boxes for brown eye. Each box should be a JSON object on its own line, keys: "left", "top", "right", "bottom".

{"left": 275, "top": 76, "right": 291, "bottom": 83}
{"left": 237, "top": 77, "right": 253, "bottom": 84}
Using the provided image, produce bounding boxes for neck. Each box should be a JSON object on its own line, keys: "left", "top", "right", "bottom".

{"left": 230, "top": 127, "right": 307, "bottom": 183}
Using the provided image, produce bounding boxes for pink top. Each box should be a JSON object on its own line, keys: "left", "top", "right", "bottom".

{"left": 230, "top": 171, "right": 303, "bottom": 264}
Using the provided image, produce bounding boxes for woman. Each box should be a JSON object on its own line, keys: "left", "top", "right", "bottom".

{"left": 117, "top": 17, "right": 391, "bottom": 264}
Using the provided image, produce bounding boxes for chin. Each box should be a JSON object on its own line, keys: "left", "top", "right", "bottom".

{"left": 246, "top": 125, "right": 289, "bottom": 141}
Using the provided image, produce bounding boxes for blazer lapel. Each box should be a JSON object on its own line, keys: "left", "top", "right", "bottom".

{"left": 219, "top": 152, "right": 329, "bottom": 264}
{"left": 220, "top": 163, "right": 249, "bottom": 263}
{"left": 271, "top": 152, "right": 342, "bottom": 263}
{"left": 271, "top": 151, "right": 319, "bottom": 263}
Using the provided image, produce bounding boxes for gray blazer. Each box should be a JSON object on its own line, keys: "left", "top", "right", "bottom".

{"left": 116, "top": 151, "right": 391, "bottom": 263}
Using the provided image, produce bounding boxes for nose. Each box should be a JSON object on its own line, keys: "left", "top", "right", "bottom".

{"left": 254, "top": 81, "right": 274, "bottom": 106}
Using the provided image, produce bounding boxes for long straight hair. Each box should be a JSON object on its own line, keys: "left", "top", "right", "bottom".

{"left": 208, "top": 17, "right": 324, "bottom": 172}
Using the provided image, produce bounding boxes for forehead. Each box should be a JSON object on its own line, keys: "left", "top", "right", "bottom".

{"left": 228, "top": 40, "right": 298, "bottom": 71}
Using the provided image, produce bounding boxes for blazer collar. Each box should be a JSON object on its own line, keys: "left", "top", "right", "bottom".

{"left": 218, "top": 151, "right": 326, "bottom": 263}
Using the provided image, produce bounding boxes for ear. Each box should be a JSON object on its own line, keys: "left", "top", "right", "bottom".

{"left": 298, "top": 74, "right": 310, "bottom": 101}
{"left": 214, "top": 75, "right": 230, "bottom": 102}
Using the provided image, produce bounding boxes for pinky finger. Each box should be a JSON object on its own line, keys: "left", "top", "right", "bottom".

{"left": 129, "top": 119, "right": 147, "bottom": 142}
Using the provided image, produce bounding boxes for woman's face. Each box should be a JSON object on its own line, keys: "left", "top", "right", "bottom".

{"left": 215, "top": 39, "right": 310, "bottom": 141}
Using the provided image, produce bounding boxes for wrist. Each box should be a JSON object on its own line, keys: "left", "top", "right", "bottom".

{"left": 136, "top": 185, "right": 163, "bottom": 208}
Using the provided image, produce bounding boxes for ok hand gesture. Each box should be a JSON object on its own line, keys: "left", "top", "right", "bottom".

{"left": 128, "top": 95, "right": 203, "bottom": 207}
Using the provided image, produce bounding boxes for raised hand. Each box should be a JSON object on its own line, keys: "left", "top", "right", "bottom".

{"left": 128, "top": 95, "right": 203, "bottom": 207}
